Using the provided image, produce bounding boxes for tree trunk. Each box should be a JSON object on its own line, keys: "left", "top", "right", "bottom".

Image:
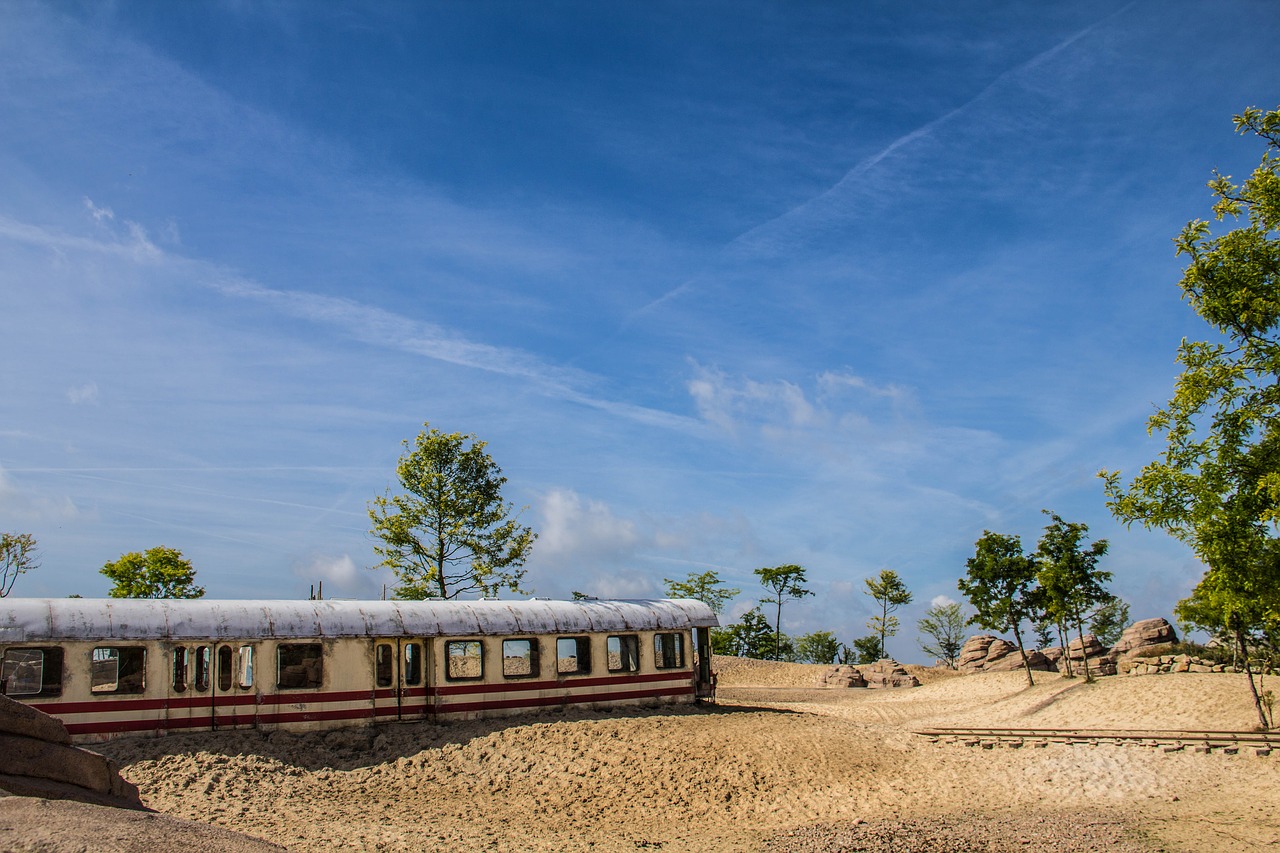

{"left": 1237, "top": 627, "right": 1271, "bottom": 730}
{"left": 1012, "top": 622, "right": 1035, "bottom": 687}
{"left": 1057, "top": 621, "right": 1074, "bottom": 678}
{"left": 1075, "top": 615, "right": 1093, "bottom": 683}
{"left": 775, "top": 599, "right": 783, "bottom": 662}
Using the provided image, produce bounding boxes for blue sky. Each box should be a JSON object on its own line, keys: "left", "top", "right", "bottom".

{"left": 2, "top": 1, "right": 1277, "bottom": 660}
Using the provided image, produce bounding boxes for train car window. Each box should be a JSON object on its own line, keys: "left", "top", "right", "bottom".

{"left": 403, "top": 643, "right": 422, "bottom": 686}
{"left": 2, "top": 647, "right": 63, "bottom": 696}
{"left": 172, "top": 648, "right": 189, "bottom": 693}
{"left": 607, "top": 635, "right": 640, "bottom": 673}
{"left": 90, "top": 647, "right": 146, "bottom": 694}
{"left": 237, "top": 645, "right": 254, "bottom": 688}
{"left": 445, "top": 640, "right": 483, "bottom": 680}
{"left": 502, "top": 638, "right": 539, "bottom": 678}
{"left": 194, "top": 645, "right": 211, "bottom": 691}
{"left": 278, "top": 643, "right": 323, "bottom": 689}
{"left": 217, "top": 645, "right": 233, "bottom": 691}
{"left": 375, "top": 643, "right": 394, "bottom": 688}
{"left": 556, "top": 637, "right": 591, "bottom": 675}
{"left": 654, "top": 633, "right": 685, "bottom": 669}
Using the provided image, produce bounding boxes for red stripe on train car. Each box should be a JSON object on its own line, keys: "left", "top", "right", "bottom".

{"left": 438, "top": 685, "right": 694, "bottom": 715}
{"left": 433, "top": 670, "right": 691, "bottom": 696}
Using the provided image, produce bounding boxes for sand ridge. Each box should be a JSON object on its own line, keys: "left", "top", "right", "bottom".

{"left": 13, "top": 662, "right": 1275, "bottom": 851}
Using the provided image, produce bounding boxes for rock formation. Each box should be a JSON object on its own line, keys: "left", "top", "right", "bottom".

{"left": 0, "top": 695, "right": 143, "bottom": 809}
{"left": 819, "top": 659, "right": 919, "bottom": 688}
{"left": 1111, "top": 617, "right": 1178, "bottom": 657}
{"left": 820, "top": 665, "right": 867, "bottom": 688}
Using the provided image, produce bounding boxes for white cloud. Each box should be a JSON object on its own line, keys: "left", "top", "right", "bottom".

{"left": 930, "top": 594, "right": 957, "bottom": 608}
{"left": 535, "top": 488, "right": 639, "bottom": 563}
{"left": 83, "top": 197, "right": 113, "bottom": 222}
{"left": 292, "top": 552, "right": 389, "bottom": 599}
{"left": 66, "top": 382, "right": 98, "bottom": 404}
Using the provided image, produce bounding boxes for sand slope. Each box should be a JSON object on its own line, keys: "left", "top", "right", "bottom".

{"left": 4, "top": 663, "right": 1276, "bottom": 852}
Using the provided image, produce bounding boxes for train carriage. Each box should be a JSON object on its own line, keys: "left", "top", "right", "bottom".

{"left": 0, "top": 597, "right": 718, "bottom": 742}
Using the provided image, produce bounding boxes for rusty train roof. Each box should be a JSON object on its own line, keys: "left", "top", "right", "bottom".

{"left": 0, "top": 598, "right": 719, "bottom": 643}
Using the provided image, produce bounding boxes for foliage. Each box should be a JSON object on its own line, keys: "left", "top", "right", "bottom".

{"left": 100, "top": 546, "right": 204, "bottom": 599}
{"left": 369, "top": 423, "right": 537, "bottom": 600}
{"left": 755, "top": 564, "right": 812, "bottom": 661}
{"left": 1, "top": 532, "right": 39, "bottom": 598}
{"left": 794, "top": 630, "right": 841, "bottom": 664}
{"left": 711, "top": 607, "right": 787, "bottom": 659}
{"left": 1090, "top": 597, "right": 1132, "bottom": 648}
{"left": 863, "top": 569, "right": 913, "bottom": 659}
{"left": 918, "top": 601, "right": 967, "bottom": 668}
{"left": 849, "top": 635, "right": 885, "bottom": 664}
{"left": 663, "top": 570, "right": 740, "bottom": 615}
{"left": 1101, "top": 106, "right": 1280, "bottom": 727}
{"left": 1035, "top": 512, "right": 1112, "bottom": 681}
{"left": 958, "top": 531, "right": 1039, "bottom": 685}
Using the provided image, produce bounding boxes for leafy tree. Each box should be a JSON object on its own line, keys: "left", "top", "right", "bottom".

{"left": 849, "top": 635, "right": 885, "bottom": 664}
{"left": 864, "top": 569, "right": 913, "bottom": 659}
{"left": 1035, "top": 512, "right": 1112, "bottom": 682}
{"left": 369, "top": 423, "right": 537, "bottom": 600}
{"left": 1101, "top": 106, "right": 1280, "bottom": 728}
{"left": 1090, "top": 597, "right": 1132, "bottom": 648}
{"left": 918, "top": 601, "right": 967, "bottom": 668}
{"left": 755, "top": 564, "right": 812, "bottom": 661}
{"left": 958, "top": 531, "right": 1039, "bottom": 686}
{"left": 100, "top": 547, "right": 204, "bottom": 598}
{"left": 711, "top": 607, "right": 777, "bottom": 658}
{"left": 1, "top": 532, "right": 39, "bottom": 598}
{"left": 663, "top": 570, "right": 740, "bottom": 615}
{"left": 795, "top": 630, "right": 841, "bottom": 664}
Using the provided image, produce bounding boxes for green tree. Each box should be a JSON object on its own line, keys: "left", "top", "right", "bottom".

{"left": 1102, "top": 106, "right": 1280, "bottom": 728}
{"left": 795, "top": 630, "right": 841, "bottom": 664}
{"left": 755, "top": 564, "right": 812, "bottom": 661}
{"left": 1090, "top": 597, "right": 1132, "bottom": 648}
{"left": 663, "top": 570, "right": 740, "bottom": 615}
{"left": 369, "top": 423, "right": 537, "bottom": 600}
{"left": 711, "top": 607, "right": 777, "bottom": 658}
{"left": 100, "top": 546, "right": 205, "bottom": 599}
{"left": 864, "top": 569, "right": 913, "bottom": 659}
{"left": 848, "top": 635, "right": 884, "bottom": 664}
{"left": 918, "top": 601, "right": 967, "bottom": 668}
{"left": 1035, "top": 512, "right": 1112, "bottom": 682}
{"left": 958, "top": 531, "right": 1039, "bottom": 686}
{"left": 1, "top": 532, "right": 39, "bottom": 598}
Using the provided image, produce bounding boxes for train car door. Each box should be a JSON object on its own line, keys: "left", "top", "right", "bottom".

{"left": 693, "top": 627, "right": 715, "bottom": 701}
{"left": 211, "top": 642, "right": 259, "bottom": 729}
{"left": 372, "top": 638, "right": 428, "bottom": 721}
{"left": 164, "top": 644, "right": 213, "bottom": 734}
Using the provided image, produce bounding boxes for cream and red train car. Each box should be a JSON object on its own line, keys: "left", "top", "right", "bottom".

{"left": 0, "top": 597, "right": 718, "bottom": 743}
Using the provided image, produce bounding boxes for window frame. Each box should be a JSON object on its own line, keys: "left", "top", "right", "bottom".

{"left": 654, "top": 632, "right": 686, "bottom": 669}
{"left": 1, "top": 647, "right": 63, "bottom": 697}
{"left": 501, "top": 637, "right": 540, "bottom": 679}
{"left": 277, "top": 643, "right": 324, "bottom": 690}
{"left": 607, "top": 634, "right": 641, "bottom": 674}
{"left": 403, "top": 642, "right": 423, "bottom": 686}
{"left": 444, "top": 639, "right": 485, "bottom": 682}
{"left": 90, "top": 646, "right": 147, "bottom": 695}
{"left": 556, "top": 636, "right": 592, "bottom": 676}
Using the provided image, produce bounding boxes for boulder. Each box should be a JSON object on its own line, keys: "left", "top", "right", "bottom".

{"left": 958, "top": 635, "right": 997, "bottom": 672}
{"left": 820, "top": 665, "right": 867, "bottom": 688}
{"left": 1111, "top": 618, "right": 1178, "bottom": 657}
{"left": 861, "top": 659, "right": 921, "bottom": 689}
{"left": 0, "top": 695, "right": 143, "bottom": 809}
{"left": 984, "top": 648, "right": 1056, "bottom": 673}
{"left": 1067, "top": 634, "right": 1108, "bottom": 662}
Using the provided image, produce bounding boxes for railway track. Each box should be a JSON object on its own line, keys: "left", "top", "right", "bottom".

{"left": 914, "top": 726, "right": 1280, "bottom": 754}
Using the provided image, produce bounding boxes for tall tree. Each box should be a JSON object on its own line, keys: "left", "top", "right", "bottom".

{"left": 1, "top": 532, "right": 39, "bottom": 598}
{"left": 101, "top": 546, "right": 205, "bottom": 598}
{"left": 795, "top": 630, "right": 841, "bottom": 664}
{"left": 755, "top": 564, "right": 812, "bottom": 661}
{"left": 918, "top": 601, "right": 967, "bottom": 668}
{"left": 863, "top": 569, "right": 913, "bottom": 659}
{"left": 1102, "top": 105, "right": 1280, "bottom": 728}
{"left": 369, "top": 423, "right": 537, "bottom": 599}
{"left": 1090, "top": 597, "right": 1132, "bottom": 648}
{"left": 958, "top": 531, "right": 1039, "bottom": 685}
{"left": 1035, "top": 512, "right": 1112, "bottom": 682}
{"left": 663, "top": 570, "right": 740, "bottom": 615}
{"left": 711, "top": 607, "right": 778, "bottom": 659}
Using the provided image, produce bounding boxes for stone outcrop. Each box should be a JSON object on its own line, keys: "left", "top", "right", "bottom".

{"left": 1111, "top": 618, "right": 1178, "bottom": 657}
{"left": 1121, "top": 652, "right": 1229, "bottom": 675}
{"left": 819, "top": 660, "right": 919, "bottom": 689}
{"left": 861, "top": 659, "right": 921, "bottom": 689}
{"left": 984, "top": 648, "right": 1055, "bottom": 672}
{"left": 820, "top": 665, "right": 867, "bottom": 688}
{"left": 0, "top": 695, "right": 143, "bottom": 809}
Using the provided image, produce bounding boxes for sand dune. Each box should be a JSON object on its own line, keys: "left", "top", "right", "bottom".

{"left": 9, "top": 662, "right": 1276, "bottom": 851}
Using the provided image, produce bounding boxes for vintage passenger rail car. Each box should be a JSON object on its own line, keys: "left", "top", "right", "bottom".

{"left": 0, "top": 597, "right": 718, "bottom": 742}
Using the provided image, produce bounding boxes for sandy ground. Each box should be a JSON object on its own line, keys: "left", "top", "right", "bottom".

{"left": 8, "top": 660, "right": 1280, "bottom": 851}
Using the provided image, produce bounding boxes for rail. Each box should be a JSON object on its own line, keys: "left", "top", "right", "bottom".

{"left": 914, "top": 726, "right": 1280, "bottom": 752}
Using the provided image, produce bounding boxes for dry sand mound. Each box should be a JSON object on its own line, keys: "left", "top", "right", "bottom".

{"left": 5, "top": 664, "right": 1276, "bottom": 852}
